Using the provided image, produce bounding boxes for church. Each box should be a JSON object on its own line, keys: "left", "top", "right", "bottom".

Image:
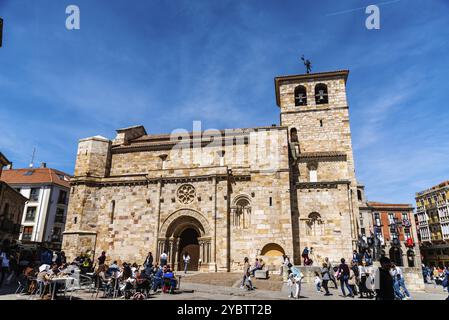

{"left": 62, "top": 70, "right": 361, "bottom": 272}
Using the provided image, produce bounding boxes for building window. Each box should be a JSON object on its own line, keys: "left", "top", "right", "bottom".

{"left": 159, "top": 154, "right": 168, "bottom": 170}
{"left": 374, "top": 212, "right": 381, "bottom": 226}
{"left": 319, "top": 119, "right": 323, "bottom": 127}
{"left": 110, "top": 200, "right": 116, "bottom": 224}
{"left": 357, "top": 190, "right": 362, "bottom": 201}
{"left": 29, "top": 188, "right": 40, "bottom": 202}
{"left": 25, "top": 207, "right": 37, "bottom": 222}
{"left": 388, "top": 213, "right": 394, "bottom": 225}
{"left": 306, "top": 212, "right": 324, "bottom": 236}
{"left": 404, "top": 228, "right": 411, "bottom": 240}
{"left": 309, "top": 169, "right": 317, "bottom": 183}
{"left": 294, "top": 85, "right": 307, "bottom": 106}
{"left": 290, "top": 128, "right": 298, "bottom": 143}
{"left": 315, "top": 83, "right": 329, "bottom": 105}
{"left": 22, "top": 226, "right": 33, "bottom": 241}
{"left": 217, "top": 150, "right": 225, "bottom": 166}
{"left": 52, "top": 227, "right": 62, "bottom": 242}
{"left": 58, "top": 190, "right": 68, "bottom": 205}
{"left": 402, "top": 212, "right": 408, "bottom": 221}
{"left": 233, "top": 197, "right": 251, "bottom": 229}
{"left": 54, "top": 208, "right": 65, "bottom": 223}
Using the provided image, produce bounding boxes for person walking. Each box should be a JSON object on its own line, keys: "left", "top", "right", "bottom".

{"left": 241, "top": 257, "right": 250, "bottom": 289}
{"left": 391, "top": 263, "right": 411, "bottom": 300}
{"left": 442, "top": 267, "right": 449, "bottom": 300}
{"left": 337, "top": 258, "right": 354, "bottom": 297}
{"left": 358, "top": 260, "right": 370, "bottom": 298}
{"left": 282, "top": 255, "right": 290, "bottom": 282}
{"left": 348, "top": 266, "right": 358, "bottom": 296}
{"left": 288, "top": 266, "right": 303, "bottom": 299}
{"left": 320, "top": 263, "right": 332, "bottom": 296}
{"left": 301, "top": 247, "right": 309, "bottom": 265}
{"left": 375, "top": 256, "right": 395, "bottom": 300}
{"left": 325, "top": 257, "right": 338, "bottom": 289}
{"left": 183, "top": 252, "right": 190, "bottom": 274}
{"left": 0, "top": 250, "right": 10, "bottom": 287}
{"left": 350, "top": 260, "right": 360, "bottom": 295}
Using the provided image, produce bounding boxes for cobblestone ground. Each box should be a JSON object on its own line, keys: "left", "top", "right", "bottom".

{"left": 0, "top": 274, "right": 447, "bottom": 300}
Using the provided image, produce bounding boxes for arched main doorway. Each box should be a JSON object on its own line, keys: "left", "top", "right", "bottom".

{"left": 178, "top": 228, "right": 200, "bottom": 271}
{"left": 158, "top": 209, "right": 212, "bottom": 272}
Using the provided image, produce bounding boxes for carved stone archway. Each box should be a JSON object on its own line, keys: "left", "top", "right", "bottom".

{"left": 157, "top": 209, "right": 212, "bottom": 271}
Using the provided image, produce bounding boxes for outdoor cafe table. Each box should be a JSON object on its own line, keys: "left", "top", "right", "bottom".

{"left": 49, "top": 276, "right": 76, "bottom": 300}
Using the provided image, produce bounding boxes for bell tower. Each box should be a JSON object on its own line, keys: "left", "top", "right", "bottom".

{"left": 275, "top": 70, "right": 360, "bottom": 264}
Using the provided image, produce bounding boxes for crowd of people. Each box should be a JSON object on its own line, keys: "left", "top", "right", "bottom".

{"left": 281, "top": 249, "right": 442, "bottom": 300}
{"left": 92, "top": 251, "right": 180, "bottom": 298}
{"left": 2, "top": 240, "right": 449, "bottom": 300}
{"left": 0, "top": 246, "right": 188, "bottom": 299}
{"left": 422, "top": 265, "right": 449, "bottom": 287}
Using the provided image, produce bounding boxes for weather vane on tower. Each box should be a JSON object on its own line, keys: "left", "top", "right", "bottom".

{"left": 301, "top": 55, "right": 312, "bottom": 74}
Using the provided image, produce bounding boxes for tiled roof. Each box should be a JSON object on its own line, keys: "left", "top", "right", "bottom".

{"left": 0, "top": 168, "right": 71, "bottom": 189}
{"left": 367, "top": 201, "right": 413, "bottom": 209}
{"left": 112, "top": 126, "right": 288, "bottom": 151}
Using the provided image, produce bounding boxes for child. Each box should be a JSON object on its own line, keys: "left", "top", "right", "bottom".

{"left": 314, "top": 272, "right": 322, "bottom": 292}
{"left": 287, "top": 269, "right": 301, "bottom": 299}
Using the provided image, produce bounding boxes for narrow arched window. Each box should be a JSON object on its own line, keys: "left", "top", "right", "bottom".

{"left": 290, "top": 128, "right": 298, "bottom": 143}
{"left": 294, "top": 86, "right": 307, "bottom": 106}
{"left": 234, "top": 197, "right": 251, "bottom": 229}
{"left": 110, "top": 200, "right": 115, "bottom": 224}
{"left": 315, "top": 83, "right": 329, "bottom": 104}
{"left": 307, "top": 212, "right": 323, "bottom": 236}
{"left": 357, "top": 190, "right": 363, "bottom": 201}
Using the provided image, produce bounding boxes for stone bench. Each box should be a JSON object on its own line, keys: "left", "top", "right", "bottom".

{"left": 255, "top": 270, "right": 269, "bottom": 279}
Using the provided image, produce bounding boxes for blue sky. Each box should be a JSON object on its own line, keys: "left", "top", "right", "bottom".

{"left": 0, "top": 0, "right": 448, "bottom": 205}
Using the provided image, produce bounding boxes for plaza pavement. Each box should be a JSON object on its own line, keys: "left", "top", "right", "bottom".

{"left": 0, "top": 273, "right": 447, "bottom": 300}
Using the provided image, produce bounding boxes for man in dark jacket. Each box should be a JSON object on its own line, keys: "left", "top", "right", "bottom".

{"left": 375, "top": 256, "right": 394, "bottom": 300}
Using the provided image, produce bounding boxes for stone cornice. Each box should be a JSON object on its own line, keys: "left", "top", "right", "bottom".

{"left": 62, "top": 230, "right": 97, "bottom": 235}
{"left": 296, "top": 151, "right": 347, "bottom": 162}
{"left": 70, "top": 172, "right": 252, "bottom": 187}
{"left": 280, "top": 106, "right": 349, "bottom": 115}
{"left": 295, "top": 180, "right": 351, "bottom": 189}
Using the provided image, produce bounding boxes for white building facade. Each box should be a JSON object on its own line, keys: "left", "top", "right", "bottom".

{"left": 0, "top": 165, "right": 71, "bottom": 250}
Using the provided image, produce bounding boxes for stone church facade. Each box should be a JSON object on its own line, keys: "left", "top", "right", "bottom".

{"left": 62, "top": 70, "right": 361, "bottom": 272}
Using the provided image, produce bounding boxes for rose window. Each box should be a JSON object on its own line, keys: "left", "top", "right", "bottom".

{"left": 177, "top": 184, "right": 196, "bottom": 204}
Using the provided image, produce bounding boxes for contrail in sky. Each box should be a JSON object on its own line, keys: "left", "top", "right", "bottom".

{"left": 326, "top": 0, "right": 402, "bottom": 17}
